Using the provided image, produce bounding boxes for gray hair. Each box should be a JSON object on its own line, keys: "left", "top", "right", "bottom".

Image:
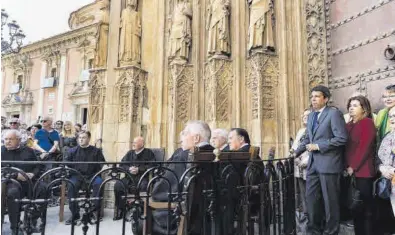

{"left": 185, "top": 120, "right": 211, "bottom": 143}
{"left": 4, "top": 129, "right": 22, "bottom": 140}
{"left": 212, "top": 128, "right": 228, "bottom": 140}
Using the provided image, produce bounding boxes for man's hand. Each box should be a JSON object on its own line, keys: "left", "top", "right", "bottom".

{"left": 129, "top": 166, "right": 139, "bottom": 175}
{"left": 306, "top": 144, "right": 319, "bottom": 152}
{"left": 39, "top": 152, "right": 48, "bottom": 160}
{"left": 346, "top": 167, "right": 354, "bottom": 176}
{"left": 17, "top": 173, "right": 34, "bottom": 181}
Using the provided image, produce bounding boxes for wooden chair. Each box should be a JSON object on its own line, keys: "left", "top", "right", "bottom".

{"left": 58, "top": 177, "right": 105, "bottom": 222}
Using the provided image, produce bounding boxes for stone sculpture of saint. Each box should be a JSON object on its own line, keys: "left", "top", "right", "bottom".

{"left": 94, "top": 1, "right": 110, "bottom": 68}
{"left": 206, "top": 0, "right": 231, "bottom": 57}
{"left": 247, "top": 0, "right": 275, "bottom": 52}
{"left": 119, "top": 0, "right": 142, "bottom": 66}
{"left": 168, "top": 1, "right": 193, "bottom": 64}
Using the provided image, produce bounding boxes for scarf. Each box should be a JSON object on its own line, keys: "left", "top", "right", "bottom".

{"left": 376, "top": 108, "right": 391, "bottom": 141}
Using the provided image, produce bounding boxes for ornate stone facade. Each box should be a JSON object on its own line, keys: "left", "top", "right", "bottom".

{"left": 88, "top": 69, "right": 106, "bottom": 124}
{"left": 3, "top": 0, "right": 392, "bottom": 160}
{"left": 204, "top": 58, "right": 233, "bottom": 125}
{"left": 246, "top": 52, "right": 279, "bottom": 120}
{"left": 305, "top": 0, "right": 328, "bottom": 88}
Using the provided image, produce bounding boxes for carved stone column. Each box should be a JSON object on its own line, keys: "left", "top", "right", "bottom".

{"left": 305, "top": 0, "right": 329, "bottom": 88}
{"left": 88, "top": 68, "right": 106, "bottom": 143}
{"left": 204, "top": 57, "right": 233, "bottom": 128}
{"left": 115, "top": 65, "right": 148, "bottom": 156}
{"left": 246, "top": 52, "right": 279, "bottom": 156}
{"left": 167, "top": 63, "right": 194, "bottom": 154}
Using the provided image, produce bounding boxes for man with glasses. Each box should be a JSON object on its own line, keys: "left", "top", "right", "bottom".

{"left": 33, "top": 116, "right": 60, "bottom": 166}
{"left": 376, "top": 84, "right": 395, "bottom": 142}
{"left": 54, "top": 120, "right": 63, "bottom": 133}
{"left": 2, "top": 129, "right": 46, "bottom": 234}
{"left": 1, "top": 118, "right": 28, "bottom": 146}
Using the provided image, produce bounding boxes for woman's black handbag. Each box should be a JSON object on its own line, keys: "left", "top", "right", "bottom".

{"left": 347, "top": 174, "right": 363, "bottom": 212}
{"left": 373, "top": 177, "right": 392, "bottom": 199}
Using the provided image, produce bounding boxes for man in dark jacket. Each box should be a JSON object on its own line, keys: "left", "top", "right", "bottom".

{"left": 64, "top": 131, "right": 106, "bottom": 225}
{"left": 1, "top": 129, "right": 45, "bottom": 235}
{"left": 138, "top": 120, "right": 214, "bottom": 235}
{"left": 113, "top": 136, "right": 156, "bottom": 220}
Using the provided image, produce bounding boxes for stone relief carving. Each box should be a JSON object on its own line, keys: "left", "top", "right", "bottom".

{"left": 168, "top": 64, "right": 194, "bottom": 122}
{"left": 247, "top": 0, "right": 275, "bottom": 53}
{"left": 10, "top": 55, "right": 33, "bottom": 91}
{"left": 93, "top": 2, "right": 110, "bottom": 68}
{"left": 88, "top": 69, "right": 106, "bottom": 124}
{"left": 168, "top": 1, "right": 193, "bottom": 64}
{"left": 2, "top": 92, "right": 33, "bottom": 106}
{"left": 115, "top": 67, "right": 147, "bottom": 123}
{"left": 305, "top": 0, "right": 328, "bottom": 88}
{"left": 246, "top": 53, "right": 279, "bottom": 119}
{"left": 204, "top": 59, "right": 233, "bottom": 122}
{"left": 206, "top": 0, "right": 231, "bottom": 58}
{"left": 119, "top": 0, "right": 142, "bottom": 66}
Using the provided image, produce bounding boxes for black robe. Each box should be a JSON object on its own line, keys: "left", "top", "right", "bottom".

{"left": 1, "top": 146, "right": 42, "bottom": 180}
{"left": 119, "top": 148, "right": 156, "bottom": 185}
{"left": 65, "top": 145, "right": 105, "bottom": 179}
{"left": 150, "top": 144, "right": 214, "bottom": 235}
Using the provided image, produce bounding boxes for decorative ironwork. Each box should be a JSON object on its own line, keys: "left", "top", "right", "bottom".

{"left": 1, "top": 155, "right": 295, "bottom": 235}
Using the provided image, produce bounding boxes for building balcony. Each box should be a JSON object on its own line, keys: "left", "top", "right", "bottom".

{"left": 79, "top": 69, "right": 90, "bottom": 82}
{"left": 10, "top": 83, "right": 20, "bottom": 94}
{"left": 41, "top": 77, "right": 57, "bottom": 88}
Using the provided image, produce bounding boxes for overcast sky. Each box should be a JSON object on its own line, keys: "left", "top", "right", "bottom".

{"left": 2, "top": 0, "right": 93, "bottom": 45}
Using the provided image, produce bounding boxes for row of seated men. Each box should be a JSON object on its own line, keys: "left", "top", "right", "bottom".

{"left": 2, "top": 121, "right": 258, "bottom": 235}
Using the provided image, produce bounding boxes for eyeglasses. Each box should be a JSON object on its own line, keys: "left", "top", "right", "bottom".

{"left": 382, "top": 95, "right": 395, "bottom": 99}
{"left": 40, "top": 120, "right": 47, "bottom": 123}
{"left": 9, "top": 122, "right": 18, "bottom": 125}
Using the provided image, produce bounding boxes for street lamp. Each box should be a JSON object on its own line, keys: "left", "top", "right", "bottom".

{"left": 1, "top": 9, "right": 25, "bottom": 55}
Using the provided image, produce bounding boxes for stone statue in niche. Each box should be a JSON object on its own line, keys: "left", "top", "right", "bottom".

{"left": 168, "top": 1, "right": 192, "bottom": 64}
{"left": 94, "top": 1, "right": 110, "bottom": 68}
{"left": 247, "top": 0, "right": 275, "bottom": 53}
{"left": 119, "top": 0, "right": 141, "bottom": 66}
{"left": 206, "top": 0, "right": 231, "bottom": 58}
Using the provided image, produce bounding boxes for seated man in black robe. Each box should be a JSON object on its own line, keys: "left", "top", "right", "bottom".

{"left": 1, "top": 129, "right": 45, "bottom": 235}
{"left": 138, "top": 120, "right": 214, "bottom": 235}
{"left": 113, "top": 136, "right": 156, "bottom": 220}
{"left": 64, "top": 131, "right": 106, "bottom": 225}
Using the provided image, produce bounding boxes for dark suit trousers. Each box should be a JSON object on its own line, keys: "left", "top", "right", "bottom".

{"left": 5, "top": 181, "right": 46, "bottom": 230}
{"left": 306, "top": 165, "right": 341, "bottom": 235}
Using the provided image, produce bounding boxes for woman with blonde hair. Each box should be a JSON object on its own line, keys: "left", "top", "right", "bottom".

{"left": 60, "top": 121, "right": 77, "bottom": 158}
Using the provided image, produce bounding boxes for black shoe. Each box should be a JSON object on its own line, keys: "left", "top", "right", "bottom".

{"left": 113, "top": 210, "right": 124, "bottom": 221}
{"left": 65, "top": 215, "right": 80, "bottom": 225}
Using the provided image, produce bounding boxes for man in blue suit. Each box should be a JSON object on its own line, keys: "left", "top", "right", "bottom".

{"left": 292, "top": 85, "right": 348, "bottom": 235}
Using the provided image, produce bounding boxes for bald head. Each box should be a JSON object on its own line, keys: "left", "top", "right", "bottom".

{"left": 132, "top": 136, "right": 145, "bottom": 151}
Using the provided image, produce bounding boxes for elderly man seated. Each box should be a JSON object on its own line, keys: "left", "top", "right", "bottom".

{"left": 64, "top": 131, "right": 106, "bottom": 225}
{"left": 211, "top": 128, "right": 229, "bottom": 151}
{"left": 1, "top": 129, "right": 46, "bottom": 235}
{"left": 113, "top": 136, "right": 156, "bottom": 220}
{"left": 137, "top": 120, "right": 214, "bottom": 235}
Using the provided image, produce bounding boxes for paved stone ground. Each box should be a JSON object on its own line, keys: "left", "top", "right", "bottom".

{"left": 2, "top": 207, "right": 134, "bottom": 235}
{"left": 2, "top": 207, "right": 356, "bottom": 235}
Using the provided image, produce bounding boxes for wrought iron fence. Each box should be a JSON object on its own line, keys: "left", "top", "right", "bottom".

{"left": 1, "top": 154, "right": 295, "bottom": 235}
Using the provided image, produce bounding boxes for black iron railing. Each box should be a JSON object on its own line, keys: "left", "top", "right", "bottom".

{"left": 1, "top": 155, "right": 295, "bottom": 235}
